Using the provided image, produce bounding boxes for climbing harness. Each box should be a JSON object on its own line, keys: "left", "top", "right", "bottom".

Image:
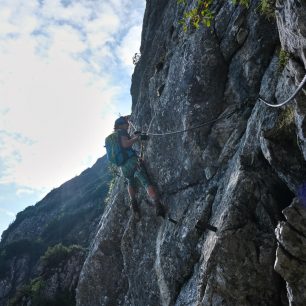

{"left": 259, "top": 73, "right": 306, "bottom": 108}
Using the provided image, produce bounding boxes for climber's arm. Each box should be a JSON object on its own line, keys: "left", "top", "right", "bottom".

{"left": 120, "top": 135, "right": 139, "bottom": 148}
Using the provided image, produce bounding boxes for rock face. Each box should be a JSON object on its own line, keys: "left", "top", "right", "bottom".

{"left": 0, "top": 156, "right": 110, "bottom": 306}
{"left": 76, "top": 0, "right": 306, "bottom": 305}
{"left": 275, "top": 198, "right": 306, "bottom": 306}
{"left": 1, "top": 0, "right": 305, "bottom": 305}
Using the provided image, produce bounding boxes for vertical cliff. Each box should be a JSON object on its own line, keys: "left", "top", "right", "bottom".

{"left": 76, "top": 0, "right": 306, "bottom": 305}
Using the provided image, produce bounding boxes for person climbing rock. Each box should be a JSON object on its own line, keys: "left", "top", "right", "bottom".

{"left": 105, "top": 115, "right": 166, "bottom": 218}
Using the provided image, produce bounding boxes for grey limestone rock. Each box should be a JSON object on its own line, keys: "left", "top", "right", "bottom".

{"left": 76, "top": 180, "right": 130, "bottom": 306}
{"left": 76, "top": 0, "right": 305, "bottom": 305}
{"left": 275, "top": 199, "right": 306, "bottom": 306}
{"left": 2, "top": 0, "right": 306, "bottom": 305}
{"left": 276, "top": 0, "right": 306, "bottom": 66}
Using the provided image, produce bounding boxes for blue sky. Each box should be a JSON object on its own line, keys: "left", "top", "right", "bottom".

{"left": 0, "top": 0, "right": 145, "bottom": 238}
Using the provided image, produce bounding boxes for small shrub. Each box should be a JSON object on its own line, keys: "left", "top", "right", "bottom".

{"left": 9, "top": 278, "right": 75, "bottom": 306}
{"left": 133, "top": 53, "right": 141, "bottom": 65}
{"left": 277, "top": 106, "right": 295, "bottom": 130}
{"left": 232, "top": 0, "right": 250, "bottom": 8}
{"left": 278, "top": 49, "right": 290, "bottom": 71}
{"left": 30, "top": 278, "right": 44, "bottom": 295}
{"left": 258, "top": 0, "right": 275, "bottom": 19}
{"left": 8, "top": 278, "right": 44, "bottom": 306}
{"left": 41, "top": 243, "right": 82, "bottom": 270}
{"left": 178, "top": 0, "right": 261, "bottom": 32}
{"left": 178, "top": 0, "right": 214, "bottom": 31}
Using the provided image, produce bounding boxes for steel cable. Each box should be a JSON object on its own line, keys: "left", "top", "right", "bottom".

{"left": 259, "top": 74, "right": 306, "bottom": 108}
{"left": 146, "top": 108, "right": 238, "bottom": 136}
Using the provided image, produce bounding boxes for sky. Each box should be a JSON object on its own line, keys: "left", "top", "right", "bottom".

{"left": 0, "top": 0, "right": 145, "bottom": 238}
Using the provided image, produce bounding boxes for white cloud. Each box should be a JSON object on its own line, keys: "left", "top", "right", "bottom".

{"left": 85, "top": 14, "right": 120, "bottom": 50}
{"left": 0, "top": 8, "right": 16, "bottom": 35}
{"left": 40, "top": 0, "right": 91, "bottom": 22}
{"left": 0, "top": 0, "right": 145, "bottom": 192}
{"left": 0, "top": 1, "right": 39, "bottom": 36}
{"left": 116, "top": 25, "right": 142, "bottom": 73}
{"left": 0, "top": 39, "right": 119, "bottom": 188}
{"left": 16, "top": 188, "right": 35, "bottom": 197}
{"left": 47, "top": 24, "right": 86, "bottom": 54}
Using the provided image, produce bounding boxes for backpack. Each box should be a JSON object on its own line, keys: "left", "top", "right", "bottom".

{"left": 105, "top": 131, "right": 130, "bottom": 166}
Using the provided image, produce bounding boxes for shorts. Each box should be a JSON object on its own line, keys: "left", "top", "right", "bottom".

{"left": 120, "top": 156, "right": 151, "bottom": 189}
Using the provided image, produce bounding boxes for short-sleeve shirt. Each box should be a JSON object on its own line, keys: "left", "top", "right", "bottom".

{"left": 117, "top": 129, "right": 137, "bottom": 159}
{"left": 117, "top": 129, "right": 151, "bottom": 188}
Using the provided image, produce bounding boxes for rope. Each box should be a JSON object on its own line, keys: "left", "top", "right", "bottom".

{"left": 146, "top": 108, "right": 238, "bottom": 136}
{"left": 259, "top": 74, "right": 306, "bottom": 108}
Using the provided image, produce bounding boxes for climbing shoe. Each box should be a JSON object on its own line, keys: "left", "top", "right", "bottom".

{"left": 130, "top": 199, "right": 140, "bottom": 215}
{"left": 195, "top": 220, "right": 217, "bottom": 232}
{"left": 155, "top": 201, "right": 166, "bottom": 218}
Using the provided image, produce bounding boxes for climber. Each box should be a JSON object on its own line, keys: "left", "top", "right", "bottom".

{"left": 108, "top": 116, "right": 166, "bottom": 218}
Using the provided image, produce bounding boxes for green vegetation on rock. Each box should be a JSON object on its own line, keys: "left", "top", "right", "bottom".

{"left": 7, "top": 244, "right": 83, "bottom": 306}
{"left": 278, "top": 49, "right": 290, "bottom": 71}
{"left": 178, "top": 0, "right": 276, "bottom": 31}
{"left": 8, "top": 277, "right": 75, "bottom": 306}
{"left": 41, "top": 243, "right": 83, "bottom": 270}
{"left": 232, "top": 0, "right": 250, "bottom": 8}
{"left": 178, "top": 0, "right": 214, "bottom": 31}
{"left": 258, "top": 0, "right": 275, "bottom": 19}
{"left": 277, "top": 106, "right": 295, "bottom": 130}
